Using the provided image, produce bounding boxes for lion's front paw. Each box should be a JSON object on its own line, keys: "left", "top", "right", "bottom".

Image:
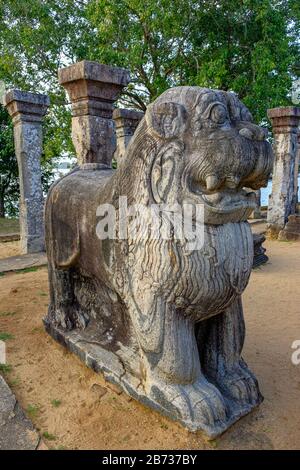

{"left": 149, "top": 376, "right": 229, "bottom": 436}
{"left": 216, "top": 361, "right": 263, "bottom": 407}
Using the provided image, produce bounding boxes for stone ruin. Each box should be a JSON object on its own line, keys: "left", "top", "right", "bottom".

{"left": 4, "top": 90, "right": 49, "bottom": 254}
{"left": 267, "top": 107, "right": 300, "bottom": 241}
{"left": 44, "top": 61, "right": 274, "bottom": 437}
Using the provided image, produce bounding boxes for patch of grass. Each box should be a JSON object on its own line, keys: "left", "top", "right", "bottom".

{"left": 15, "top": 267, "right": 38, "bottom": 274}
{"left": 0, "top": 218, "right": 19, "bottom": 235}
{"left": 38, "top": 291, "right": 47, "bottom": 297}
{"left": 43, "top": 431, "right": 56, "bottom": 441}
{"left": 0, "top": 332, "right": 14, "bottom": 341}
{"left": 0, "top": 311, "right": 17, "bottom": 318}
{"left": 51, "top": 399, "right": 61, "bottom": 408}
{"left": 0, "top": 363, "right": 12, "bottom": 373}
{"left": 160, "top": 423, "right": 168, "bottom": 430}
{"left": 209, "top": 440, "right": 218, "bottom": 448}
{"left": 10, "top": 376, "right": 20, "bottom": 386}
{"left": 31, "top": 327, "right": 44, "bottom": 334}
{"left": 26, "top": 403, "right": 40, "bottom": 418}
{"left": 0, "top": 272, "right": 5, "bottom": 277}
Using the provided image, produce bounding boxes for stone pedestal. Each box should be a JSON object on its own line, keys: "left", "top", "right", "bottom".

{"left": 278, "top": 214, "right": 300, "bottom": 241}
{"left": 4, "top": 90, "right": 49, "bottom": 254}
{"left": 267, "top": 107, "right": 300, "bottom": 238}
{"left": 113, "top": 108, "right": 144, "bottom": 164}
{"left": 253, "top": 233, "right": 268, "bottom": 268}
{"left": 58, "top": 61, "right": 130, "bottom": 168}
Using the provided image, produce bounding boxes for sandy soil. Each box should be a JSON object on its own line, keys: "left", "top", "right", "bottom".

{"left": 0, "top": 240, "right": 299, "bottom": 450}
{"left": 0, "top": 241, "right": 21, "bottom": 259}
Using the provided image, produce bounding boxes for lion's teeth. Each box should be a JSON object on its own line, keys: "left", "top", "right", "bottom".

{"left": 204, "top": 193, "right": 222, "bottom": 204}
{"left": 205, "top": 174, "right": 220, "bottom": 191}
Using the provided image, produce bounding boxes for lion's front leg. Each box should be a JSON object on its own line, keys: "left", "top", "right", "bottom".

{"left": 129, "top": 297, "right": 229, "bottom": 436}
{"left": 198, "top": 296, "right": 263, "bottom": 410}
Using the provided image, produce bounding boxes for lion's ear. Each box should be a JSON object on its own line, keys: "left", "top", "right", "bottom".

{"left": 146, "top": 101, "right": 187, "bottom": 139}
{"left": 151, "top": 141, "right": 184, "bottom": 203}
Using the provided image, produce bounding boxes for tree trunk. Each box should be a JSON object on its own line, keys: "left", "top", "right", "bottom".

{"left": 0, "top": 191, "right": 5, "bottom": 218}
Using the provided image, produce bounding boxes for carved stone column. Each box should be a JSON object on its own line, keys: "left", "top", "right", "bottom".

{"left": 249, "top": 189, "right": 262, "bottom": 219}
{"left": 4, "top": 90, "right": 49, "bottom": 254}
{"left": 58, "top": 61, "right": 130, "bottom": 169}
{"left": 113, "top": 108, "right": 144, "bottom": 164}
{"left": 295, "top": 131, "right": 300, "bottom": 210}
{"left": 267, "top": 107, "right": 300, "bottom": 238}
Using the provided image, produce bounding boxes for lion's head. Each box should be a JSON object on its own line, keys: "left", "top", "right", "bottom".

{"left": 117, "top": 86, "right": 273, "bottom": 224}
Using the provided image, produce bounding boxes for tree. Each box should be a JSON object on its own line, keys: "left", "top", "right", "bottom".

{"left": 87, "top": 0, "right": 299, "bottom": 121}
{"left": 0, "top": 104, "right": 18, "bottom": 218}
{"left": 0, "top": 0, "right": 299, "bottom": 195}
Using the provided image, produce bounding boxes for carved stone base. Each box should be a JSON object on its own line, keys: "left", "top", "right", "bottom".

{"left": 253, "top": 233, "right": 268, "bottom": 268}
{"left": 44, "top": 319, "right": 262, "bottom": 438}
{"left": 278, "top": 215, "right": 300, "bottom": 241}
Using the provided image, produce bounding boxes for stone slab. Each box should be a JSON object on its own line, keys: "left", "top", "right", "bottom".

{"left": 0, "top": 375, "right": 40, "bottom": 450}
{"left": 0, "top": 252, "right": 47, "bottom": 273}
{"left": 0, "top": 233, "right": 20, "bottom": 242}
{"left": 44, "top": 320, "right": 260, "bottom": 438}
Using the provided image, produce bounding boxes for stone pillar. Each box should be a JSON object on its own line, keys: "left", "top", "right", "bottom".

{"left": 266, "top": 107, "right": 300, "bottom": 238}
{"left": 4, "top": 90, "right": 49, "bottom": 254}
{"left": 295, "top": 131, "right": 300, "bottom": 211}
{"left": 58, "top": 60, "right": 130, "bottom": 169}
{"left": 113, "top": 108, "right": 144, "bottom": 164}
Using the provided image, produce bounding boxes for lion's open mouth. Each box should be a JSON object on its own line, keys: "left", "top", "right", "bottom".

{"left": 189, "top": 183, "right": 257, "bottom": 215}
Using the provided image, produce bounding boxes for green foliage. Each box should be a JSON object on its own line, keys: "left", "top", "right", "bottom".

{"left": 0, "top": 0, "right": 299, "bottom": 200}
{"left": 0, "top": 105, "right": 18, "bottom": 217}
{"left": 26, "top": 403, "right": 40, "bottom": 417}
{"left": 42, "top": 431, "right": 57, "bottom": 441}
{"left": 0, "top": 363, "right": 12, "bottom": 373}
{"left": 51, "top": 399, "right": 62, "bottom": 407}
{"left": 0, "top": 311, "right": 17, "bottom": 317}
{"left": 15, "top": 266, "right": 39, "bottom": 274}
{"left": 0, "top": 332, "right": 14, "bottom": 341}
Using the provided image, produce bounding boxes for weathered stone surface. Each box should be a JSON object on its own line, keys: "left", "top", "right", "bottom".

{"left": 0, "top": 376, "right": 39, "bottom": 450}
{"left": 4, "top": 90, "right": 49, "bottom": 254}
{"left": 267, "top": 107, "right": 300, "bottom": 238}
{"left": 278, "top": 214, "right": 300, "bottom": 241}
{"left": 58, "top": 61, "right": 130, "bottom": 167}
{"left": 113, "top": 108, "right": 144, "bottom": 163}
{"left": 252, "top": 233, "right": 268, "bottom": 268}
{"left": 0, "top": 252, "right": 47, "bottom": 274}
{"left": 45, "top": 86, "right": 273, "bottom": 437}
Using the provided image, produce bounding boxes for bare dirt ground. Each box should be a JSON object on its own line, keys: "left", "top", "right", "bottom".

{"left": 0, "top": 241, "right": 20, "bottom": 259}
{"left": 0, "top": 240, "right": 299, "bottom": 450}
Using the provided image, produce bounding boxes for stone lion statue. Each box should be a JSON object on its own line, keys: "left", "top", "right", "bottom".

{"left": 44, "top": 86, "right": 273, "bottom": 437}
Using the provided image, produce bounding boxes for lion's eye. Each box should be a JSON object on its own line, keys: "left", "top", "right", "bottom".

{"left": 210, "top": 104, "right": 228, "bottom": 124}
{"left": 241, "top": 108, "right": 253, "bottom": 122}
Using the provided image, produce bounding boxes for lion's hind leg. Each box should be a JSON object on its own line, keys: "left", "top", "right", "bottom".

{"left": 197, "top": 296, "right": 263, "bottom": 414}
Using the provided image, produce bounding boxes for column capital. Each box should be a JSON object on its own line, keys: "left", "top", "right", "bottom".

{"left": 113, "top": 108, "right": 144, "bottom": 136}
{"left": 3, "top": 89, "right": 50, "bottom": 124}
{"left": 267, "top": 106, "right": 300, "bottom": 134}
{"left": 58, "top": 60, "right": 130, "bottom": 118}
